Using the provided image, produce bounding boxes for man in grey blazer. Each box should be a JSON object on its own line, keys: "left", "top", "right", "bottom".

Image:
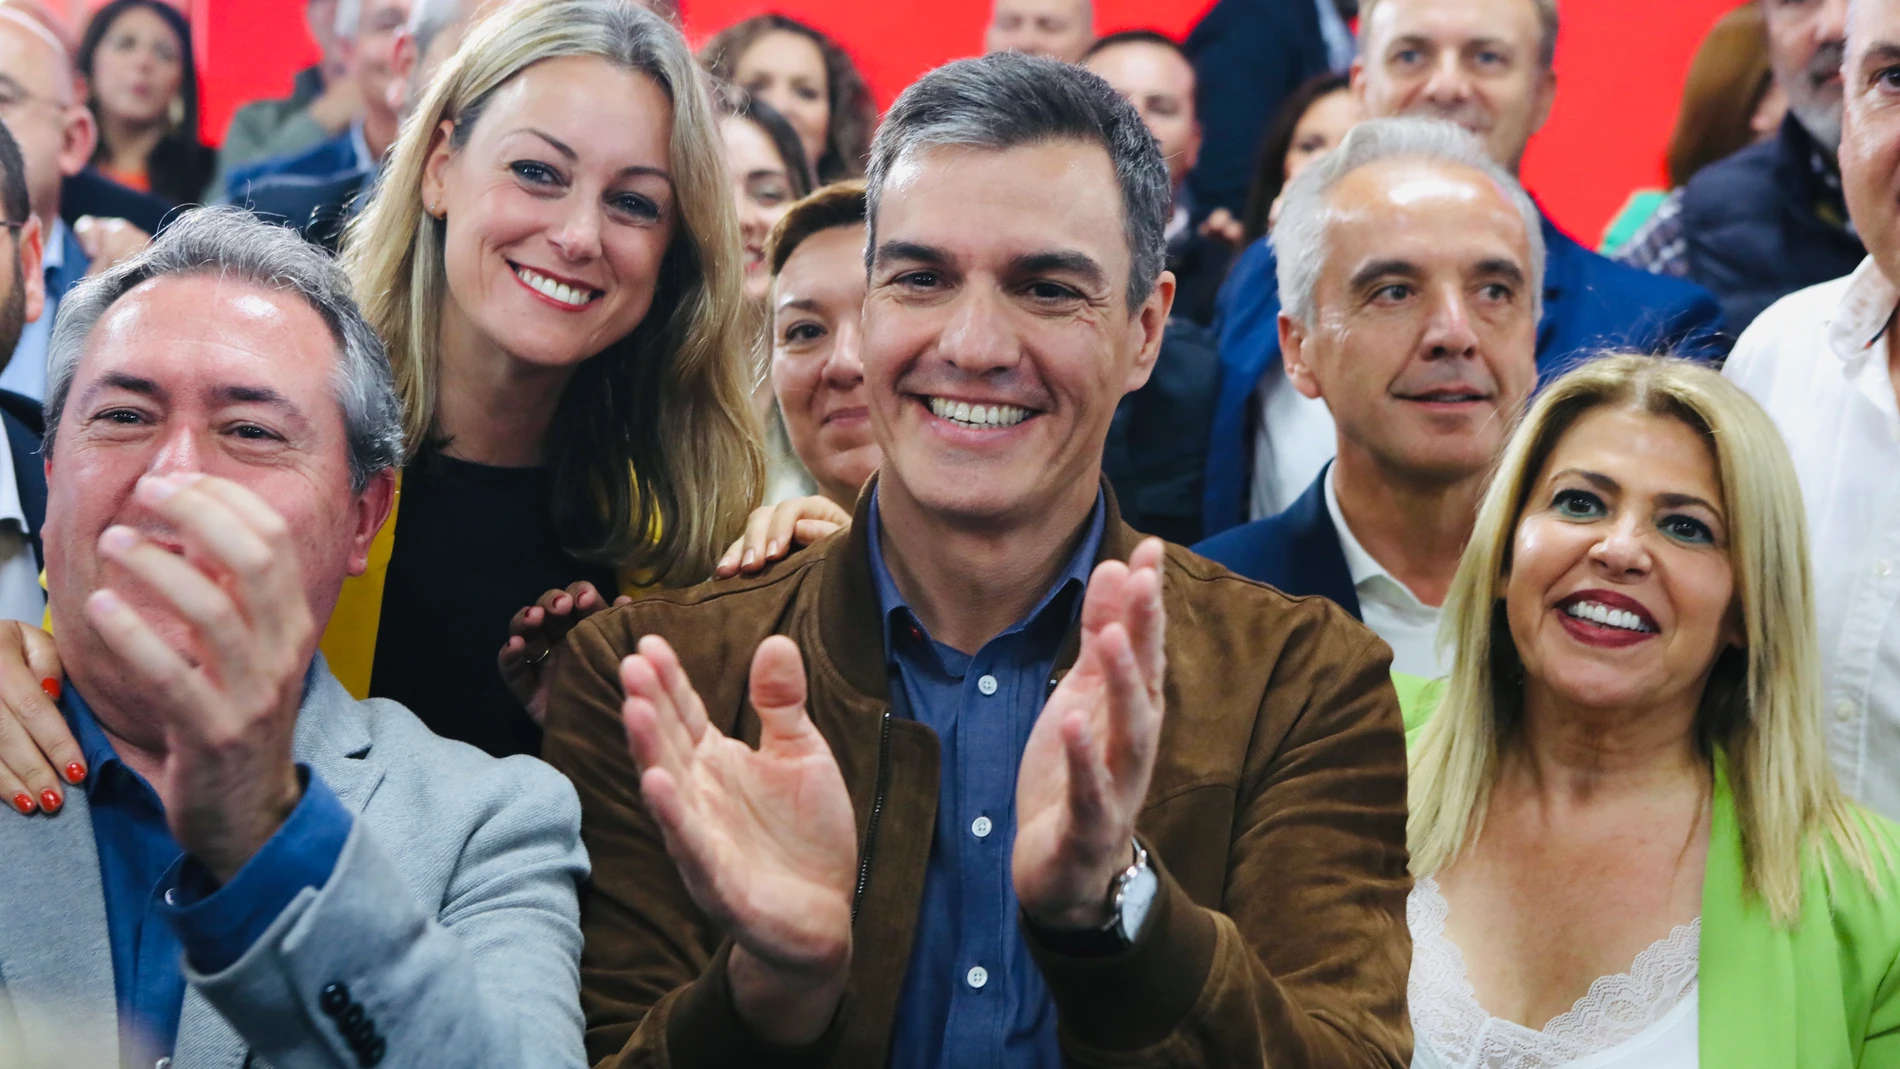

{"left": 0, "top": 208, "right": 589, "bottom": 1069}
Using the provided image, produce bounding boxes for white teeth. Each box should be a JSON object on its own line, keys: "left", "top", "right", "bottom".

{"left": 927, "top": 397, "right": 1030, "bottom": 429}
{"left": 513, "top": 264, "right": 594, "bottom": 307}
{"left": 1563, "top": 600, "right": 1654, "bottom": 633}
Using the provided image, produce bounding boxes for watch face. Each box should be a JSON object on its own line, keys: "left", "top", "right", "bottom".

{"left": 1118, "top": 860, "right": 1160, "bottom": 944}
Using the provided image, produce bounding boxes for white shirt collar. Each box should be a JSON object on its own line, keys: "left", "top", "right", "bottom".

{"left": 0, "top": 413, "right": 28, "bottom": 530}
{"left": 1323, "top": 464, "right": 1434, "bottom": 614}
{"left": 1826, "top": 256, "right": 1899, "bottom": 366}
{"left": 42, "top": 218, "right": 66, "bottom": 271}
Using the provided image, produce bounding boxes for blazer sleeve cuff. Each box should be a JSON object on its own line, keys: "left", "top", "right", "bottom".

{"left": 160, "top": 765, "right": 353, "bottom": 975}
{"left": 1022, "top": 842, "right": 1217, "bottom": 1051}
{"left": 659, "top": 942, "right": 847, "bottom": 1069}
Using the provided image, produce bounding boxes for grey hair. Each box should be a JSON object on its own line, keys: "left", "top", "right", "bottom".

{"left": 43, "top": 208, "right": 405, "bottom": 492}
{"left": 408, "top": 0, "right": 464, "bottom": 58}
{"left": 335, "top": 0, "right": 360, "bottom": 40}
{"left": 1361, "top": 0, "right": 1559, "bottom": 70}
{"left": 1275, "top": 117, "right": 1546, "bottom": 329}
{"left": 864, "top": 51, "right": 1170, "bottom": 308}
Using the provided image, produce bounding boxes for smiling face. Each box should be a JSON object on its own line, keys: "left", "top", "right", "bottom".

{"left": 421, "top": 55, "right": 677, "bottom": 372}
{"left": 985, "top": 0, "right": 1094, "bottom": 63}
{"left": 1285, "top": 89, "right": 1364, "bottom": 185}
{"left": 734, "top": 29, "right": 830, "bottom": 174}
{"left": 42, "top": 274, "right": 390, "bottom": 678}
{"left": 1354, "top": 0, "right": 1555, "bottom": 172}
{"left": 723, "top": 115, "right": 797, "bottom": 302}
{"left": 90, "top": 5, "right": 184, "bottom": 129}
{"left": 864, "top": 139, "right": 1169, "bottom": 528}
{"left": 772, "top": 222, "right": 878, "bottom": 507}
{"left": 1083, "top": 41, "right": 1199, "bottom": 191}
{"left": 1506, "top": 406, "right": 1741, "bottom": 717}
{"left": 1765, "top": 0, "right": 1848, "bottom": 151}
{"left": 1284, "top": 157, "right": 1538, "bottom": 486}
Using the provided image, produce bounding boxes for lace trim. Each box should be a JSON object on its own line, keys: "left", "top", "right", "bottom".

{"left": 1408, "top": 876, "right": 1700, "bottom": 1069}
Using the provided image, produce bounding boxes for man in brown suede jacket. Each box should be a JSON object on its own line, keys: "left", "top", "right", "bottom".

{"left": 541, "top": 52, "right": 1411, "bottom": 1069}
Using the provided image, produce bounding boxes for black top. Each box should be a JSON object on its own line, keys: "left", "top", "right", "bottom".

{"left": 369, "top": 451, "right": 617, "bottom": 758}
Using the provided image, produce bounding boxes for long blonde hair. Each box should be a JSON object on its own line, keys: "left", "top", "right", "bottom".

{"left": 341, "top": 0, "right": 763, "bottom": 583}
{"left": 1409, "top": 354, "right": 1880, "bottom": 924}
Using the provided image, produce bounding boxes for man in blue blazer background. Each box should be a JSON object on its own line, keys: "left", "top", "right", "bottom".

{"left": 1203, "top": 0, "right": 1726, "bottom": 538}
{"left": 1196, "top": 116, "right": 1540, "bottom": 684}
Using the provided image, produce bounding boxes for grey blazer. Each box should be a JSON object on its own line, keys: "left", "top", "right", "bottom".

{"left": 0, "top": 660, "right": 590, "bottom": 1069}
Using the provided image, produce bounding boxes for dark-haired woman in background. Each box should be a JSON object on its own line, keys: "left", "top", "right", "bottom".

{"left": 719, "top": 91, "right": 814, "bottom": 306}
{"left": 79, "top": 0, "right": 214, "bottom": 208}
{"left": 701, "top": 13, "right": 876, "bottom": 181}
{"left": 1197, "top": 72, "right": 1359, "bottom": 246}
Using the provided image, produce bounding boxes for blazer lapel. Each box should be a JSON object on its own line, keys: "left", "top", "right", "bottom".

{"left": 1277, "top": 468, "right": 1362, "bottom": 620}
{"left": 172, "top": 659, "right": 381, "bottom": 1067}
{"left": 0, "top": 787, "right": 119, "bottom": 1068}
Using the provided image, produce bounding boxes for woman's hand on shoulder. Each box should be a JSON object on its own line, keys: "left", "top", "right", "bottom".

{"left": 499, "top": 581, "right": 633, "bottom": 726}
{"left": 715, "top": 497, "right": 852, "bottom": 579}
{"left": 0, "top": 621, "right": 77, "bottom": 815}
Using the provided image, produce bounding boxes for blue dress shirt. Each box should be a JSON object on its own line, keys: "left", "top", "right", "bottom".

{"left": 873, "top": 491, "right": 1106, "bottom": 1069}
{"left": 68, "top": 684, "right": 354, "bottom": 1068}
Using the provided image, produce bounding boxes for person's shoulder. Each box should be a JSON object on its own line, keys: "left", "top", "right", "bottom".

{"left": 1164, "top": 539, "right": 1375, "bottom": 654}
{"left": 306, "top": 668, "right": 576, "bottom": 816}
{"left": 1566, "top": 235, "right": 1716, "bottom": 311}
{"left": 570, "top": 534, "right": 838, "bottom": 657}
{"left": 1747, "top": 269, "right": 1857, "bottom": 340}
{"left": 1683, "top": 135, "right": 1781, "bottom": 198}
{"left": 1190, "top": 506, "right": 1301, "bottom": 573}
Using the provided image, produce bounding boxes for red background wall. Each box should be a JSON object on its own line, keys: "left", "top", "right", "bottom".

{"left": 184, "top": 0, "right": 1745, "bottom": 244}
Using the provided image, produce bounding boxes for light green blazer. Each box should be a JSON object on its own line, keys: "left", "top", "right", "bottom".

{"left": 1395, "top": 674, "right": 1900, "bottom": 1067}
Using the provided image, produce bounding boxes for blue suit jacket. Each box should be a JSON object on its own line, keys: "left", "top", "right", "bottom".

{"left": 224, "top": 129, "right": 362, "bottom": 205}
{"left": 1193, "top": 467, "right": 1360, "bottom": 620}
{"left": 0, "top": 388, "right": 46, "bottom": 570}
{"left": 1201, "top": 216, "right": 1730, "bottom": 537}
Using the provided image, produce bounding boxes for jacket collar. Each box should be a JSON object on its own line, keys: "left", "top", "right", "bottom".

{"left": 818, "top": 474, "right": 1135, "bottom": 698}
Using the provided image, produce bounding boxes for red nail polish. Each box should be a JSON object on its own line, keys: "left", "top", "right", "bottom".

{"left": 40, "top": 678, "right": 59, "bottom": 701}
{"left": 11, "top": 792, "right": 31, "bottom": 814}
{"left": 38, "top": 790, "right": 59, "bottom": 812}
{"left": 64, "top": 762, "right": 86, "bottom": 784}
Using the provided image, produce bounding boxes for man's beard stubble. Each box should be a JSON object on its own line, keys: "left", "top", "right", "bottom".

{"left": 0, "top": 248, "right": 27, "bottom": 375}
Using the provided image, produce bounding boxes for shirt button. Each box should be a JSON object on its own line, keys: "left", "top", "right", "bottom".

{"left": 155, "top": 1059, "right": 171, "bottom": 1069}
{"left": 966, "top": 965, "right": 989, "bottom": 989}
{"left": 972, "top": 815, "right": 993, "bottom": 838}
{"left": 977, "top": 674, "right": 998, "bottom": 696}
{"left": 1877, "top": 560, "right": 1894, "bottom": 578}
{"left": 1837, "top": 699, "right": 1857, "bottom": 722}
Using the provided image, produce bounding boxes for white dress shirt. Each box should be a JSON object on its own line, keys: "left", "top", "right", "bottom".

{"left": 1724, "top": 257, "right": 1900, "bottom": 820}
{"left": 0, "top": 217, "right": 69, "bottom": 402}
{"left": 1249, "top": 363, "right": 1338, "bottom": 521}
{"left": 0, "top": 418, "right": 43, "bottom": 625}
{"left": 1325, "top": 466, "right": 1448, "bottom": 680}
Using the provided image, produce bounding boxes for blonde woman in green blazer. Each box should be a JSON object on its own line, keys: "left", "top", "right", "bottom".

{"left": 1399, "top": 355, "right": 1900, "bottom": 1068}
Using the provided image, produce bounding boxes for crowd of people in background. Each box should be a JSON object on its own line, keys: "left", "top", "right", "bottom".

{"left": 0, "top": 0, "right": 1894, "bottom": 1066}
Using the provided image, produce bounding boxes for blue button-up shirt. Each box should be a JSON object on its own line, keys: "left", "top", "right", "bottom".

{"left": 874, "top": 491, "right": 1105, "bottom": 1069}
{"left": 69, "top": 684, "right": 354, "bottom": 1069}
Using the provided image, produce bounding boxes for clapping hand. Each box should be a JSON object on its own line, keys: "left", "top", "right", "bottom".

{"left": 1013, "top": 538, "right": 1168, "bottom": 931}
{"left": 86, "top": 474, "right": 314, "bottom": 883}
{"left": 621, "top": 634, "right": 857, "bottom": 1044}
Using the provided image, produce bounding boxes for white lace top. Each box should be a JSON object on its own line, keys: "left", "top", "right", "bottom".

{"left": 1408, "top": 876, "right": 1701, "bottom": 1069}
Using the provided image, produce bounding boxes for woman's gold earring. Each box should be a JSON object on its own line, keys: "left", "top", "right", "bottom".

{"left": 168, "top": 95, "right": 184, "bottom": 129}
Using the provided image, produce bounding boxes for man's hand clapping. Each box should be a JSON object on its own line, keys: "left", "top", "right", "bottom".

{"left": 86, "top": 473, "right": 315, "bottom": 884}
{"left": 1013, "top": 538, "right": 1168, "bottom": 932}
{"left": 621, "top": 634, "right": 857, "bottom": 1045}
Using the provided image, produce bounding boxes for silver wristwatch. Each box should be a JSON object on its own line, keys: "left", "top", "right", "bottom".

{"left": 1106, "top": 838, "right": 1158, "bottom": 945}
